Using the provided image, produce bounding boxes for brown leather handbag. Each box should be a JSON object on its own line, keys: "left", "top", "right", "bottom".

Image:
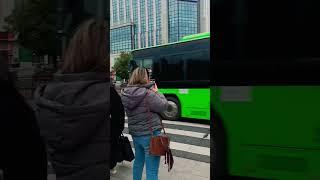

{"left": 145, "top": 90, "right": 174, "bottom": 172}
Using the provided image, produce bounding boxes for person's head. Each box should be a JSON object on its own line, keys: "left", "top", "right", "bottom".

{"left": 61, "top": 18, "right": 109, "bottom": 75}
{"left": 128, "top": 67, "right": 149, "bottom": 86}
{"left": 111, "top": 69, "right": 116, "bottom": 81}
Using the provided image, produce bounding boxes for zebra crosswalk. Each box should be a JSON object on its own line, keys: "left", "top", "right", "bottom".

{"left": 123, "top": 118, "right": 211, "bottom": 163}
{"left": 47, "top": 118, "right": 211, "bottom": 177}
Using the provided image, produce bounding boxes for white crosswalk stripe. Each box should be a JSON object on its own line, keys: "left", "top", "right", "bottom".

{"left": 123, "top": 119, "right": 210, "bottom": 162}
{"left": 123, "top": 133, "right": 210, "bottom": 156}
{"left": 48, "top": 119, "right": 211, "bottom": 176}
{"left": 124, "top": 123, "right": 210, "bottom": 139}
{"left": 125, "top": 116, "right": 210, "bottom": 129}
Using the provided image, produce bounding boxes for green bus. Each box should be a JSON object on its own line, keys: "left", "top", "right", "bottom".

{"left": 130, "top": 32, "right": 210, "bottom": 121}
{"left": 213, "top": 1, "right": 320, "bottom": 179}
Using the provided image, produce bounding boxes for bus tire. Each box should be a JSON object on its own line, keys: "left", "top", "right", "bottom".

{"left": 162, "top": 96, "right": 180, "bottom": 121}
{"left": 213, "top": 111, "right": 228, "bottom": 179}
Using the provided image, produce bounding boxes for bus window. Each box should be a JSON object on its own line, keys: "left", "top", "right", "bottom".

{"left": 129, "top": 60, "right": 139, "bottom": 72}
{"left": 142, "top": 58, "right": 153, "bottom": 69}
{"left": 133, "top": 58, "right": 153, "bottom": 69}
{"left": 159, "top": 55, "right": 185, "bottom": 81}
{"left": 184, "top": 50, "right": 210, "bottom": 81}
{"left": 132, "top": 58, "right": 154, "bottom": 79}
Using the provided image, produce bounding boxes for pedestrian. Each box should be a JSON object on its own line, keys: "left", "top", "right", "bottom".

{"left": 121, "top": 67, "right": 169, "bottom": 180}
{"left": 34, "top": 18, "right": 110, "bottom": 180}
{"left": 111, "top": 69, "right": 116, "bottom": 85}
{"left": 110, "top": 83, "right": 125, "bottom": 174}
{"left": 0, "top": 53, "right": 47, "bottom": 180}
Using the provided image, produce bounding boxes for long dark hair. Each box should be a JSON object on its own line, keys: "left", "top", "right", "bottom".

{"left": 61, "top": 18, "right": 109, "bottom": 76}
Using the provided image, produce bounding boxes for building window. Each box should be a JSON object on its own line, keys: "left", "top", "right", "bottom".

{"left": 156, "top": 0, "right": 162, "bottom": 45}
{"left": 112, "top": 0, "right": 118, "bottom": 24}
{"left": 132, "top": 0, "right": 139, "bottom": 49}
{"left": 147, "top": 0, "right": 154, "bottom": 46}
{"left": 110, "top": 26, "right": 133, "bottom": 54}
{"left": 169, "top": 0, "right": 198, "bottom": 43}
{"left": 119, "top": 0, "right": 124, "bottom": 23}
{"left": 126, "top": 0, "right": 131, "bottom": 22}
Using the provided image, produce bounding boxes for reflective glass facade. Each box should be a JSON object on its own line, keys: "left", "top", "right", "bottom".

{"left": 110, "top": 25, "right": 132, "bottom": 53}
{"left": 111, "top": 0, "right": 199, "bottom": 54}
{"left": 132, "top": 0, "right": 139, "bottom": 49}
{"left": 112, "top": 0, "right": 118, "bottom": 23}
{"left": 111, "top": 0, "right": 165, "bottom": 54}
{"left": 155, "top": 0, "right": 162, "bottom": 45}
{"left": 147, "top": 0, "right": 154, "bottom": 46}
{"left": 125, "top": 0, "right": 131, "bottom": 22}
{"left": 140, "top": 0, "right": 146, "bottom": 48}
{"left": 119, "top": 0, "right": 124, "bottom": 23}
{"left": 169, "top": 0, "right": 198, "bottom": 43}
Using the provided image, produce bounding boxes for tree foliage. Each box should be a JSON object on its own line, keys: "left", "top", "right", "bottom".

{"left": 113, "top": 52, "right": 132, "bottom": 80}
{"left": 4, "top": 0, "right": 58, "bottom": 56}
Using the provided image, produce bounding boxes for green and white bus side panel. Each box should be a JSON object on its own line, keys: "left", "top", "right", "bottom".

{"left": 213, "top": 86, "right": 320, "bottom": 179}
{"left": 160, "top": 88, "right": 210, "bottom": 121}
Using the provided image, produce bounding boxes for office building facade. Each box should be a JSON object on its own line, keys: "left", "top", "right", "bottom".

{"left": 110, "top": 0, "right": 211, "bottom": 67}
{"left": 198, "top": 0, "right": 210, "bottom": 33}
{"left": 110, "top": 0, "right": 168, "bottom": 54}
{"left": 168, "top": 0, "right": 198, "bottom": 43}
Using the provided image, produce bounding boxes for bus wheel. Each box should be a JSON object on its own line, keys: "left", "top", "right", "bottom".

{"left": 162, "top": 96, "right": 180, "bottom": 121}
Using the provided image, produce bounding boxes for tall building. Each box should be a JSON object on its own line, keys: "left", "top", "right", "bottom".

{"left": 110, "top": 0, "right": 208, "bottom": 67}
{"left": 110, "top": 0, "right": 168, "bottom": 55}
{"left": 168, "top": 0, "right": 199, "bottom": 43}
{"left": 198, "top": 0, "right": 210, "bottom": 33}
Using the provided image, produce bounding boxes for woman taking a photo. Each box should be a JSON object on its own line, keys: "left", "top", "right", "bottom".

{"left": 121, "top": 67, "right": 169, "bottom": 180}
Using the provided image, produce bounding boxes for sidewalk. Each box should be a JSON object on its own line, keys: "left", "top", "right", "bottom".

{"left": 111, "top": 156, "right": 210, "bottom": 180}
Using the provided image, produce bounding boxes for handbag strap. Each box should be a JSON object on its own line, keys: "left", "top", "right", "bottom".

{"left": 144, "top": 90, "right": 166, "bottom": 135}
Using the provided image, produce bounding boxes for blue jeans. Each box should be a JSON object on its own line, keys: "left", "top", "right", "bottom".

{"left": 132, "top": 130, "right": 161, "bottom": 180}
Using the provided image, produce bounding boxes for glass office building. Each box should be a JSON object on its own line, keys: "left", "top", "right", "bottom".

{"left": 198, "top": 0, "right": 210, "bottom": 32}
{"left": 168, "top": 0, "right": 198, "bottom": 43}
{"left": 110, "top": 0, "right": 164, "bottom": 54}
{"left": 110, "top": 25, "right": 132, "bottom": 54}
{"left": 110, "top": 0, "right": 202, "bottom": 60}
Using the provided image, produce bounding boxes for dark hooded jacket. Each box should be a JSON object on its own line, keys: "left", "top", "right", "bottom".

{"left": 34, "top": 72, "right": 110, "bottom": 177}
{"left": 110, "top": 85, "right": 125, "bottom": 168}
{"left": 121, "top": 84, "right": 168, "bottom": 136}
{"left": 0, "top": 55, "right": 47, "bottom": 180}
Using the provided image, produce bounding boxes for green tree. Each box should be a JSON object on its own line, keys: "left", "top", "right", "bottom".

{"left": 4, "top": 0, "right": 58, "bottom": 56}
{"left": 113, "top": 52, "right": 132, "bottom": 80}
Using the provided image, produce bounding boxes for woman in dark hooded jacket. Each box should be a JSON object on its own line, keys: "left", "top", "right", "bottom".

{"left": 0, "top": 53, "right": 47, "bottom": 179}
{"left": 110, "top": 84, "right": 125, "bottom": 173}
{"left": 34, "top": 18, "right": 110, "bottom": 180}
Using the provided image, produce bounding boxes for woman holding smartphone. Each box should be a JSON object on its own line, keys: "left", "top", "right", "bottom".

{"left": 121, "top": 67, "right": 168, "bottom": 180}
